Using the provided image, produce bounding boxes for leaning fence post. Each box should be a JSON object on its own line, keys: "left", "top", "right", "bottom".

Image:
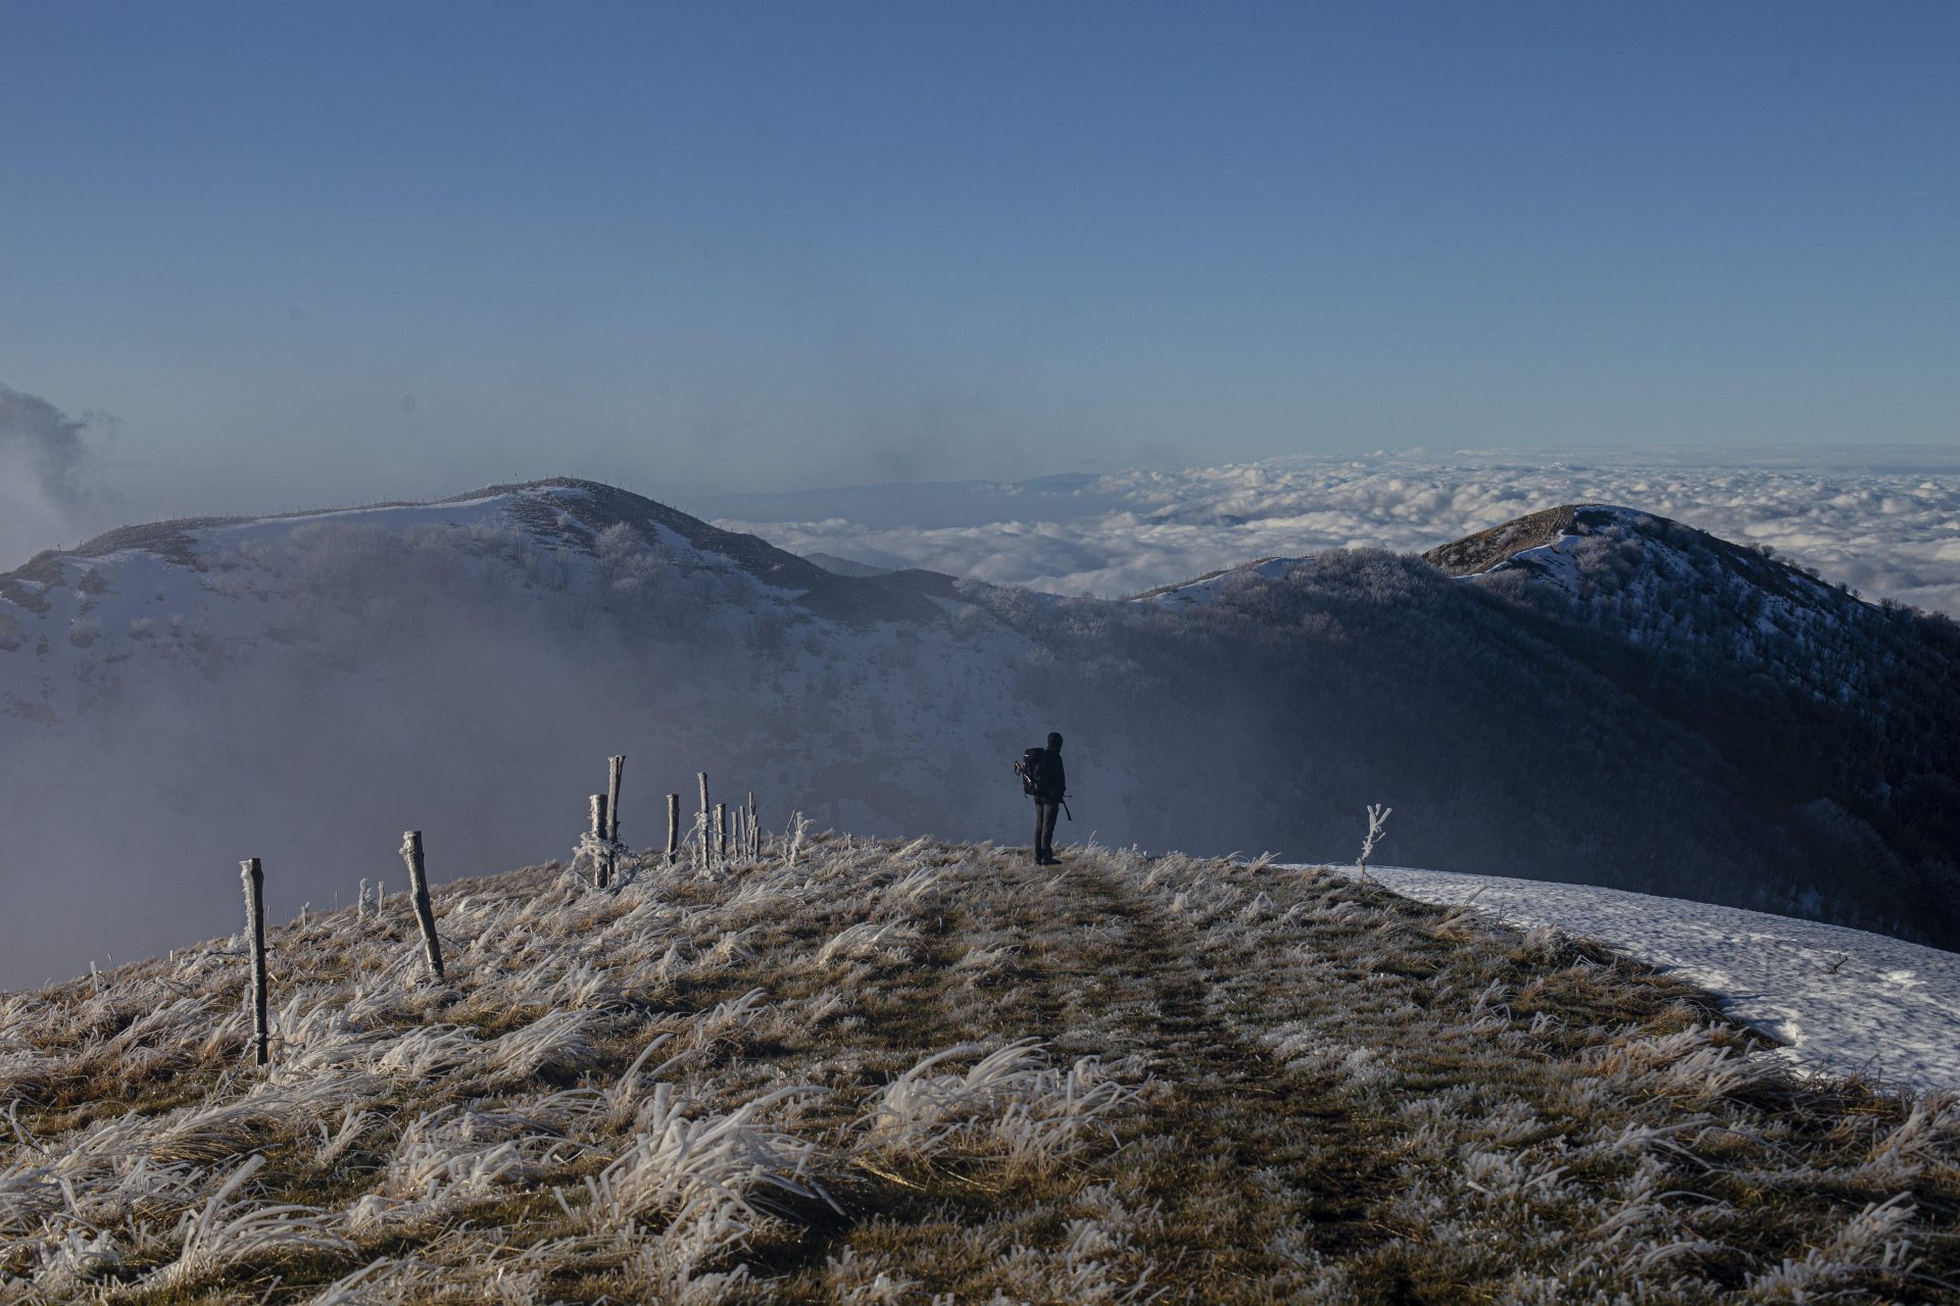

{"left": 606, "top": 755, "right": 625, "bottom": 843}
{"left": 697, "top": 772, "right": 712, "bottom": 865}
{"left": 240, "top": 858, "right": 269, "bottom": 1066}
{"left": 666, "top": 793, "right": 680, "bottom": 864}
{"left": 399, "top": 831, "right": 445, "bottom": 981}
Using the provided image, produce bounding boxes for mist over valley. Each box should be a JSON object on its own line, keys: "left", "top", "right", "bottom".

{"left": 3, "top": 477, "right": 1954, "bottom": 990}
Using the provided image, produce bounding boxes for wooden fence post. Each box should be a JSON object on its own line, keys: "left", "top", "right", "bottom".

{"left": 240, "top": 858, "right": 269, "bottom": 1066}
{"left": 697, "top": 772, "right": 712, "bottom": 865}
{"left": 399, "top": 831, "right": 445, "bottom": 981}
{"left": 747, "top": 792, "right": 758, "bottom": 858}
{"left": 607, "top": 755, "right": 625, "bottom": 843}
{"left": 716, "top": 802, "right": 729, "bottom": 864}
{"left": 589, "top": 793, "right": 612, "bottom": 888}
{"left": 666, "top": 793, "right": 680, "bottom": 864}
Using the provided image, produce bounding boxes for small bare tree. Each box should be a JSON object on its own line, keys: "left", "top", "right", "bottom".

{"left": 1356, "top": 803, "right": 1392, "bottom": 884}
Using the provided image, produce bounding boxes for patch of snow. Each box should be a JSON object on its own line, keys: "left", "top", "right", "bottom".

{"left": 1339, "top": 865, "right": 1960, "bottom": 1092}
{"left": 1141, "top": 556, "right": 1310, "bottom": 606}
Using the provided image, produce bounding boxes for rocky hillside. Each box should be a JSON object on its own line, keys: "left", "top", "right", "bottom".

{"left": 2, "top": 832, "right": 1956, "bottom": 1304}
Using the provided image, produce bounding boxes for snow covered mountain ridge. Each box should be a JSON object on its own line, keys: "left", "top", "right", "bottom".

{"left": 1, "top": 480, "right": 1956, "bottom": 988}
{"left": 1426, "top": 502, "right": 1875, "bottom": 679}
{"left": 0, "top": 477, "right": 956, "bottom": 693}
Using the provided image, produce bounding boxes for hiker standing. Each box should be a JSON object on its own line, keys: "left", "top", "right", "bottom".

{"left": 1015, "top": 732, "right": 1068, "bottom": 865}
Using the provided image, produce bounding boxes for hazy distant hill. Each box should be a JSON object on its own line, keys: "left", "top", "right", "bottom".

{"left": 2, "top": 483, "right": 1955, "bottom": 986}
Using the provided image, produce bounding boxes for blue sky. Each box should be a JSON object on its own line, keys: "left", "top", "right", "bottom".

{"left": 1, "top": 1, "right": 1955, "bottom": 517}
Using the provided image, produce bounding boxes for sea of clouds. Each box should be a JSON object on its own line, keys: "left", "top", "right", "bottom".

{"left": 709, "top": 451, "right": 1960, "bottom": 616}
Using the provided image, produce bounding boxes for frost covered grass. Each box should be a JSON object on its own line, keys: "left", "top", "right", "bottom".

{"left": 2, "top": 833, "right": 1957, "bottom": 1303}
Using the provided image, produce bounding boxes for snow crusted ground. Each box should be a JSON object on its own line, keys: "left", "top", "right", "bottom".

{"left": 1348, "top": 866, "right": 1960, "bottom": 1092}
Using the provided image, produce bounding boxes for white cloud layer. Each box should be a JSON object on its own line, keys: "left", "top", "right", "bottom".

{"left": 714, "top": 452, "right": 1960, "bottom": 615}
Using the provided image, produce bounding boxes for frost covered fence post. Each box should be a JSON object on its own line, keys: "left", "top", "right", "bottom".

{"left": 239, "top": 858, "right": 269, "bottom": 1067}
{"left": 589, "top": 793, "right": 612, "bottom": 889}
{"left": 1356, "top": 803, "right": 1392, "bottom": 885}
{"left": 747, "top": 792, "right": 759, "bottom": 858}
{"left": 665, "top": 793, "right": 680, "bottom": 863}
{"left": 606, "top": 755, "right": 625, "bottom": 843}
{"left": 716, "top": 802, "right": 729, "bottom": 864}
{"left": 399, "top": 830, "right": 445, "bottom": 982}
{"left": 697, "top": 772, "right": 712, "bottom": 865}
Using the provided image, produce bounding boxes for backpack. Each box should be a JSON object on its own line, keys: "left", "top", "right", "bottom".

{"left": 1015, "top": 746, "right": 1051, "bottom": 797}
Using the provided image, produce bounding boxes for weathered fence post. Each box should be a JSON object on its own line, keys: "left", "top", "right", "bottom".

{"left": 747, "top": 792, "right": 759, "bottom": 859}
{"left": 716, "top": 802, "right": 729, "bottom": 864}
{"left": 606, "top": 755, "right": 625, "bottom": 843}
{"left": 666, "top": 793, "right": 680, "bottom": 864}
{"left": 399, "top": 831, "right": 445, "bottom": 981}
{"left": 240, "top": 858, "right": 269, "bottom": 1066}
{"left": 589, "top": 793, "right": 612, "bottom": 889}
{"left": 357, "top": 878, "right": 369, "bottom": 920}
{"left": 697, "top": 772, "right": 712, "bottom": 865}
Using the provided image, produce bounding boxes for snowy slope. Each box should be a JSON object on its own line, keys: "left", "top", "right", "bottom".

{"left": 1350, "top": 865, "right": 1960, "bottom": 1091}
{"left": 1425, "top": 502, "right": 1882, "bottom": 688}
{"left": 0, "top": 480, "right": 1042, "bottom": 988}
{"left": 1129, "top": 556, "right": 1311, "bottom": 607}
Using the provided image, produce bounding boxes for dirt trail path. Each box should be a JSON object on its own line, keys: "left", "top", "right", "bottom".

{"left": 1030, "top": 855, "right": 1411, "bottom": 1289}
{"left": 761, "top": 845, "right": 1419, "bottom": 1301}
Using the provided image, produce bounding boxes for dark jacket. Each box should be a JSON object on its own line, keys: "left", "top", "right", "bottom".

{"left": 1031, "top": 748, "right": 1067, "bottom": 803}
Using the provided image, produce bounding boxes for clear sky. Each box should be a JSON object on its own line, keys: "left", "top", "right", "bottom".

{"left": 1, "top": 1, "right": 1955, "bottom": 521}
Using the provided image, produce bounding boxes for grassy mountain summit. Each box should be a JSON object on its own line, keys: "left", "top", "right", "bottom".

{"left": 2, "top": 831, "right": 1955, "bottom": 1303}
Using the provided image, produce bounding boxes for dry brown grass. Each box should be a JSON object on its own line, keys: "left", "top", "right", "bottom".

{"left": 2, "top": 834, "right": 1956, "bottom": 1303}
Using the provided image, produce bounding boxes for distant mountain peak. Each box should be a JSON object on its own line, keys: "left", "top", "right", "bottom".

{"left": 0, "top": 478, "right": 964, "bottom": 637}
{"left": 1422, "top": 502, "right": 1851, "bottom": 615}
{"left": 1424, "top": 504, "right": 1647, "bottom": 577}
